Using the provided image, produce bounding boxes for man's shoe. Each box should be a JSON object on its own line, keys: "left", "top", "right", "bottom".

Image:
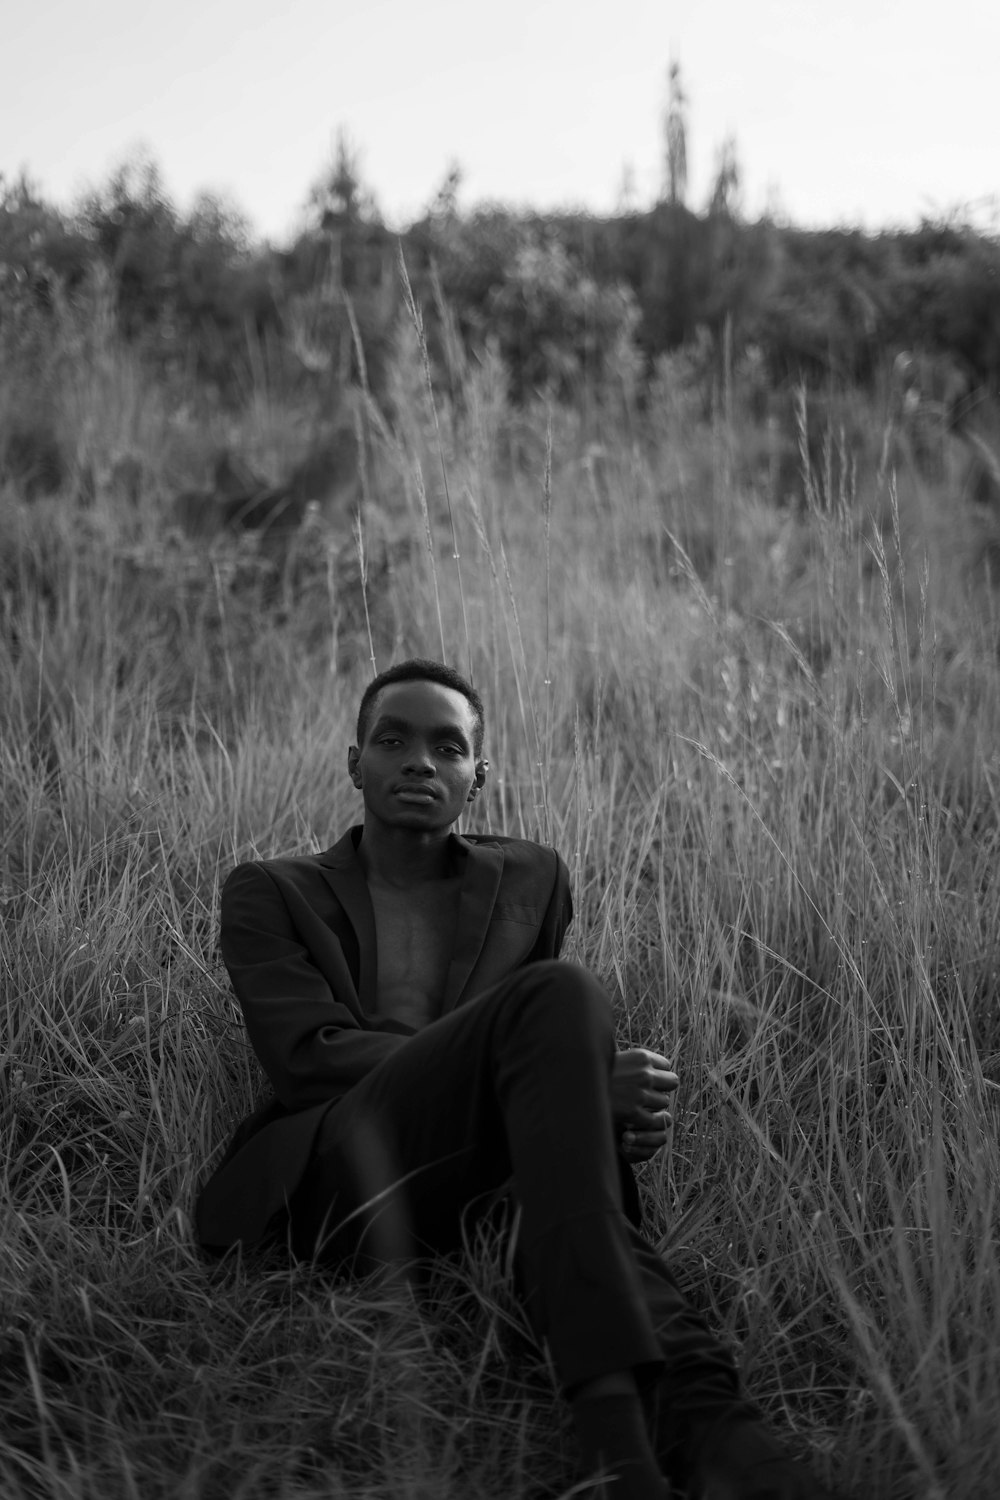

{"left": 684, "top": 1417, "right": 835, "bottom": 1500}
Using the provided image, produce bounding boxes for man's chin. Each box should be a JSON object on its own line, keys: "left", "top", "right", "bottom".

{"left": 380, "top": 805, "right": 456, "bottom": 832}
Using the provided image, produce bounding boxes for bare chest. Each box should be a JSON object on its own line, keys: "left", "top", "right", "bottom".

{"left": 368, "top": 878, "right": 461, "bottom": 1031}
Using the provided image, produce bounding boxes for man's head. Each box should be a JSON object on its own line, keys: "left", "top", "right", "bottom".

{"left": 355, "top": 659, "right": 485, "bottom": 757}
{"left": 349, "top": 660, "right": 488, "bottom": 833}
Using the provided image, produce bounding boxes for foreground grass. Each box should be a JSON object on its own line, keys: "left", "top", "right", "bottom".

{"left": 2, "top": 325, "right": 1000, "bottom": 1498}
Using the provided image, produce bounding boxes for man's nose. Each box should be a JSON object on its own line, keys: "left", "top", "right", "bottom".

{"left": 402, "top": 747, "right": 435, "bottom": 774}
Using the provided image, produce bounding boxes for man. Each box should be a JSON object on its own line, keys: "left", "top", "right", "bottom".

{"left": 196, "top": 659, "right": 833, "bottom": 1500}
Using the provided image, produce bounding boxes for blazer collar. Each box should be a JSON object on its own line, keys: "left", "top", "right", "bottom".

{"left": 318, "top": 826, "right": 366, "bottom": 871}
{"left": 316, "top": 827, "right": 505, "bottom": 1015}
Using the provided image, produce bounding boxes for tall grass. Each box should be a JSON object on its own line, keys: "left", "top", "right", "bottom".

{"left": 2, "top": 295, "right": 999, "bottom": 1498}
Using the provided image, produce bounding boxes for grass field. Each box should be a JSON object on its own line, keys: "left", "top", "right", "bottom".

{"left": 2, "top": 298, "right": 999, "bottom": 1499}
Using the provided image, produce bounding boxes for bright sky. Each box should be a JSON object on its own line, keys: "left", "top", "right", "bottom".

{"left": 4, "top": 0, "right": 998, "bottom": 243}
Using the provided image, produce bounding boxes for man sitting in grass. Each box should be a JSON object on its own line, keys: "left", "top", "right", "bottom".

{"left": 197, "top": 658, "right": 834, "bottom": 1500}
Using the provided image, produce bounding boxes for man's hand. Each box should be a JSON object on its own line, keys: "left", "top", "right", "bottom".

{"left": 611, "top": 1048, "right": 679, "bottom": 1163}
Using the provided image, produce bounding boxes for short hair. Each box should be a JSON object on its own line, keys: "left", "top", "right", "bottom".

{"left": 356, "top": 659, "right": 486, "bottom": 756}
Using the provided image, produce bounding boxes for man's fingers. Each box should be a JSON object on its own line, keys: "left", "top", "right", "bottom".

{"left": 629, "top": 1106, "right": 672, "bottom": 1131}
{"left": 621, "top": 1111, "right": 672, "bottom": 1156}
{"left": 610, "top": 1050, "right": 680, "bottom": 1130}
{"left": 620, "top": 1124, "right": 670, "bottom": 1161}
{"left": 624, "top": 1130, "right": 668, "bottom": 1148}
{"left": 632, "top": 1048, "right": 676, "bottom": 1077}
{"left": 617, "top": 1048, "right": 676, "bottom": 1076}
{"left": 647, "top": 1067, "right": 680, "bottom": 1093}
{"left": 637, "top": 1075, "right": 679, "bottom": 1110}
{"left": 632, "top": 1053, "right": 680, "bottom": 1092}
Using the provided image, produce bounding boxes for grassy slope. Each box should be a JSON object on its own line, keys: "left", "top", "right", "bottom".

{"left": 2, "top": 315, "right": 999, "bottom": 1499}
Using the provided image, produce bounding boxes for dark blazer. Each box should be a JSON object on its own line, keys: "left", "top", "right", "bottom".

{"left": 196, "top": 826, "right": 575, "bottom": 1249}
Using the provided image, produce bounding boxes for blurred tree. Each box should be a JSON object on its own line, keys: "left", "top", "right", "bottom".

{"left": 708, "top": 135, "right": 742, "bottom": 219}
{"left": 702, "top": 137, "right": 770, "bottom": 372}
{"left": 486, "top": 231, "right": 640, "bottom": 401}
{"left": 308, "top": 128, "right": 381, "bottom": 230}
{"left": 616, "top": 162, "right": 639, "bottom": 216}
{"left": 889, "top": 221, "right": 1000, "bottom": 388}
{"left": 172, "top": 191, "right": 277, "bottom": 386}
{"left": 615, "top": 200, "right": 708, "bottom": 358}
{"left": 751, "top": 228, "right": 888, "bottom": 385}
{"left": 426, "top": 161, "right": 463, "bottom": 226}
{"left": 76, "top": 150, "right": 178, "bottom": 337}
{"left": 0, "top": 172, "right": 90, "bottom": 306}
{"left": 186, "top": 191, "right": 252, "bottom": 254}
{"left": 283, "top": 132, "right": 394, "bottom": 393}
{"left": 72, "top": 153, "right": 281, "bottom": 394}
{"left": 663, "top": 61, "right": 688, "bottom": 207}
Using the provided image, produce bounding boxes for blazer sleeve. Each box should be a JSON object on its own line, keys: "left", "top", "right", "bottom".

{"left": 524, "top": 850, "right": 573, "bottom": 962}
{"left": 220, "top": 863, "right": 408, "bottom": 1109}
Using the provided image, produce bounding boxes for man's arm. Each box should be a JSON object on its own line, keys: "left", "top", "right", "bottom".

{"left": 220, "top": 862, "right": 408, "bottom": 1110}
{"left": 523, "top": 850, "right": 574, "bottom": 961}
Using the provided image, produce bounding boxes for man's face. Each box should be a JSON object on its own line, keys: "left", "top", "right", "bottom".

{"left": 348, "top": 679, "right": 487, "bottom": 834}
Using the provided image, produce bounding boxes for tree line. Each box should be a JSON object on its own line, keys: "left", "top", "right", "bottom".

{"left": 2, "top": 150, "right": 998, "bottom": 410}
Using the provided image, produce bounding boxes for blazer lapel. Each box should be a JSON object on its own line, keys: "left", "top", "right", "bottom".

{"left": 316, "top": 828, "right": 379, "bottom": 1015}
{"left": 442, "top": 836, "right": 504, "bottom": 1012}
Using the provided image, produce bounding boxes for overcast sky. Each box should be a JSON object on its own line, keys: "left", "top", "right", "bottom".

{"left": 4, "top": 0, "right": 998, "bottom": 242}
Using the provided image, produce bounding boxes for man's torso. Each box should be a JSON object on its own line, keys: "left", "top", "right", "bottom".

{"left": 367, "top": 873, "right": 463, "bottom": 1030}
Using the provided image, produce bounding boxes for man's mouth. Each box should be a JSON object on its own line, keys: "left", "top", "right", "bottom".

{"left": 394, "top": 787, "right": 437, "bottom": 802}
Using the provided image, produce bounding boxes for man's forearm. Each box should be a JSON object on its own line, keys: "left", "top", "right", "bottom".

{"left": 253, "top": 1022, "right": 412, "bottom": 1109}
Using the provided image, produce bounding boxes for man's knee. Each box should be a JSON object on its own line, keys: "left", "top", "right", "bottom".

{"left": 533, "top": 959, "right": 610, "bottom": 1005}
{"left": 496, "top": 960, "right": 614, "bottom": 1044}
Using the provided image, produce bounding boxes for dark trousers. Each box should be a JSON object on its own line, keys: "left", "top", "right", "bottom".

{"left": 289, "top": 960, "right": 746, "bottom": 1436}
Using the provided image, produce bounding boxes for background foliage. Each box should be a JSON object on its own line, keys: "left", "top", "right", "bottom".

{"left": 2, "top": 145, "right": 1000, "bottom": 1499}
{"left": 4, "top": 148, "right": 1000, "bottom": 412}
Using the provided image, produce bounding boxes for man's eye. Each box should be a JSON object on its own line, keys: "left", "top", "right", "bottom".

{"left": 438, "top": 745, "right": 462, "bottom": 756}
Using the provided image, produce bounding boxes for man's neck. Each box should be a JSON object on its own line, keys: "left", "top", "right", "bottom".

{"left": 356, "top": 824, "right": 459, "bottom": 888}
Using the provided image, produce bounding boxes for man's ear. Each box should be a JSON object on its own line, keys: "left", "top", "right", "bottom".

{"left": 469, "top": 758, "right": 489, "bottom": 800}
{"left": 347, "top": 746, "right": 363, "bottom": 789}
